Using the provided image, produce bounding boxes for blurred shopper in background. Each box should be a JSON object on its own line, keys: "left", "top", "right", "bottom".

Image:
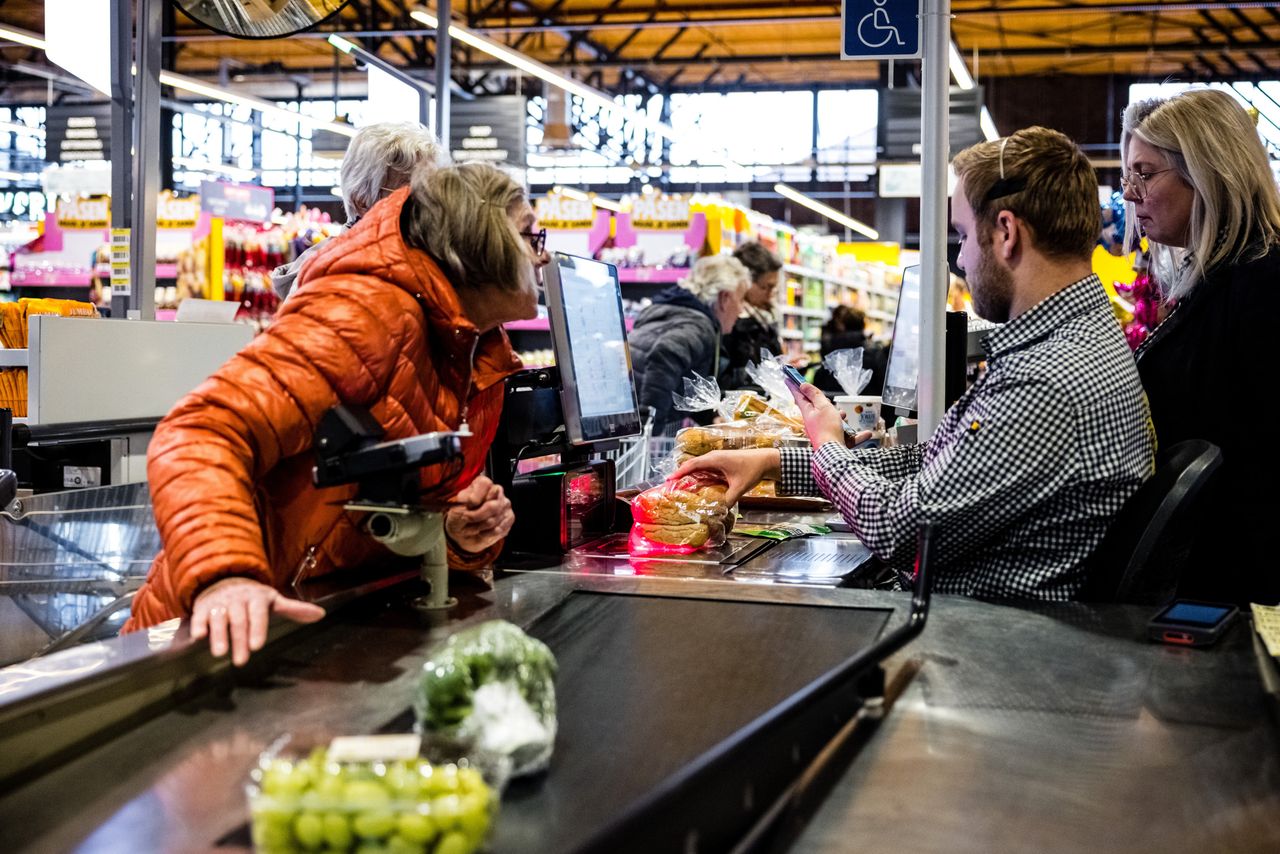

{"left": 126, "top": 162, "right": 550, "bottom": 665}
{"left": 721, "top": 241, "right": 792, "bottom": 389}
{"left": 811, "top": 305, "right": 886, "bottom": 395}
{"left": 1122, "top": 87, "right": 1280, "bottom": 605}
{"left": 271, "top": 121, "right": 447, "bottom": 300}
{"left": 629, "top": 254, "right": 749, "bottom": 434}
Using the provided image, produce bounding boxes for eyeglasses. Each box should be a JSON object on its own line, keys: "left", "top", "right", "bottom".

{"left": 1120, "top": 169, "right": 1173, "bottom": 202}
{"left": 520, "top": 228, "right": 547, "bottom": 254}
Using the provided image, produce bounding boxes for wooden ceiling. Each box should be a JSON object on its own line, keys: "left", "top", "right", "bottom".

{"left": 1, "top": 1, "right": 1279, "bottom": 100}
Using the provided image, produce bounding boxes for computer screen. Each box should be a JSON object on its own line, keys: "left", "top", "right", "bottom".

{"left": 543, "top": 253, "right": 643, "bottom": 445}
{"left": 881, "top": 265, "right": 921, "bottom": 413}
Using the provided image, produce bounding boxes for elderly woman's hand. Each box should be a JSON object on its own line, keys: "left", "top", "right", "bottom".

{"left": 191, "top": 576, "right": 326, "bottom": 666}
{"left": 445, "top": 475, "right": 515, "bottom": 554}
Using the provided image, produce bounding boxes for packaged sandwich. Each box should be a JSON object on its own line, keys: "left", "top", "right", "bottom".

{"left": 629, "top": 471, "right": 735, "bottom": 553}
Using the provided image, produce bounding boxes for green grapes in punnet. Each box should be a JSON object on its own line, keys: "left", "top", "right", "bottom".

{"left": 249, "top": 753, "right": 495, "bottom": 854}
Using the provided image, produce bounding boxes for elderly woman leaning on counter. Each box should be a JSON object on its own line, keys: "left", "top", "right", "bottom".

{"left": 122, "top": 161, "right": 552, "bottom": 664}
{"left": 1121, "top": 88, "right": 1280, "bottom": 605}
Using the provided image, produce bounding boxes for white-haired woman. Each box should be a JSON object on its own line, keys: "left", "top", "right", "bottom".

{"left": 628, "top": 254, "right": 748, "bottom": 434}
{"left": 271, "top": 121, "right": 447, "bottom": 299}
{"left": 1121, "top": 88, "right": 1280, "bottom": 605}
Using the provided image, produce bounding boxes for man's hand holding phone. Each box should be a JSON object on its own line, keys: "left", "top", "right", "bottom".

{"left": 781, "top": 366, "right": 849, "bottom": 450}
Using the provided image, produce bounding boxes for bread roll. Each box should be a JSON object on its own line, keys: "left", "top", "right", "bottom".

{"left": 633, "top": 522, "right": 711, "bottom": 547}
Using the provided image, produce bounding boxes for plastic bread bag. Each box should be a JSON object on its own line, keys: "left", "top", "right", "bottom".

{"left": 743, "top": 350, "right": 795, "bottom": 407}
{"left": 675, "top": 420, "right": 800, "bottom": 456}
{"left": 730, "top": 391, "right": 805, "bottom": 432}
{"left": 629, "top": 471, "right": 734, "bottom": 554}
{"left": 822, "top": 347, "right": 873, "bottom": 397}
{"left": 414, "top": 620, "right": 558, "bottom": 779}
{"left": 670, "top": 371, "right": 723, "bottom": 415}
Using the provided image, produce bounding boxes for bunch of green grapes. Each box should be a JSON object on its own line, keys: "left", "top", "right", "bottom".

{"left": 249, "top": 749, "right": 496, "bottom": 854}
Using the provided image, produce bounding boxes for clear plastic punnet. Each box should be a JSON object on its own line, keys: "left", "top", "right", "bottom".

{"left": 245, "top": 733, "right": 497, "bottom": 854}
{"left": 629, "top": 471, "right": 735, "bottom": 554}
{"left": 413, "top": 620, "right": 558, "bottom": 779}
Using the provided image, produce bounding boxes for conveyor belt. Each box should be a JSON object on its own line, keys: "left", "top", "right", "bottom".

{"left": 492, "top": 591, "right": 891, "bottom": 853}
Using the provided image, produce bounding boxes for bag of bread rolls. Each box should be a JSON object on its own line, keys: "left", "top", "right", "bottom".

{"left": 629, "top": 472, "right": 734, "bottom": 554}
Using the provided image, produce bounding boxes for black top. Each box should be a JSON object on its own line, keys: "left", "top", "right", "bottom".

{"left": 720, "top": 311, "right": 782, "bottom": 391}
{"left": 627, "top": 286, "right": 722, "bottom": 434}
{"left": 1135, "top": 241, "right": 1280, "bottom": 604}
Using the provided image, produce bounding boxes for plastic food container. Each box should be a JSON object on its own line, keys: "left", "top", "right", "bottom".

{"left": 245, "top": 734, "right": 497, "bottom": 854}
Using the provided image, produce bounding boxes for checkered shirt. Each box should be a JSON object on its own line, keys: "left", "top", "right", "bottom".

{"left": 780, "top": 275, "right": 1155, "bottom": 601}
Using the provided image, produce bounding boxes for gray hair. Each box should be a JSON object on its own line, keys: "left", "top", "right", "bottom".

{"left": 679, "top": 255, "right": 750, "bottom": 305}
{"left": 1122, "top": 89, "right": 1280, "bottom": 300}
{"left": 338, "top": 122, "right": 447, "bottom": 223}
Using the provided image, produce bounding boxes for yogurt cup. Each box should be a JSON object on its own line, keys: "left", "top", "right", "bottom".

{"left": 834, "top": 395, "right": 882, "bottom": 436}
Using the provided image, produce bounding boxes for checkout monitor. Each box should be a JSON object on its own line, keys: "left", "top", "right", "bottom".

{"left": 543, "top": 253, "right": 643, "bottom": 445}
{"left": 881, "top": 265, "right": 921, "bottom": 413}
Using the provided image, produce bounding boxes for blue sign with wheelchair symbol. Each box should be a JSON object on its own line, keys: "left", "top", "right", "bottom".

{"left": 842, "top": 0, "right": 921, "bottom": 60}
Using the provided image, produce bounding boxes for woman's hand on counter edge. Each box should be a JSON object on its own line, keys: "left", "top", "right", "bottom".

{"left": 673, "top": 448, "right": 781, "bottom": 506}
{"left": 191, "top": 577, "right": 325, "bottom": 667}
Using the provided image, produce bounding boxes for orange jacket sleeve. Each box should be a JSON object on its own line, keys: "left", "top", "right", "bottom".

{"left": 147, "top": 279, "right": 420, "bottom": 612}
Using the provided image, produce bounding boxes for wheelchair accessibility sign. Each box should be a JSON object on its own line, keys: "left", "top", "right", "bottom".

{"left": 842, "top": 0, "right": 921, "bottom": 60}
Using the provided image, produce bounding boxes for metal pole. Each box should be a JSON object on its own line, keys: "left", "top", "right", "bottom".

{"left": 131, "top": 0, "right": 163, "bottom": 321}
{"left": 435, "top": 0, "right": 451, "bottom": 144}
{"left": 109, "top": 0, "right": 133, "bottom": 320}
{"left": 918, "top": 0, "right": 950, "bottom": 438}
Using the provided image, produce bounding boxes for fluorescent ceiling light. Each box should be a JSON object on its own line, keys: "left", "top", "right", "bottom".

{"left": 327, "top": 34, "right": 356, "bottom": 54}
{"left": 0, "top": 25, "right": 48, "bottom": 50}
{"left": 555, "top": 185, "right": 623, "bottom": 211}
{"left": 173, "top": 157, "right": 257, "bottom": 182}
{"left": 948, "top": 42, "right": 974, "bottom": 91}
{"left": 774, "top": 183, "right": 879, "bottom": 240}
{"left": 0, "top": 120, "right": 45, "bottom": 138}
{"left": 158, "top": 71, "right": 357, "bottom": 137}
{"left": 980, "top": 107, "right": 999, "bottom": 142}
{"left": 0, "top": 24, "right": 354, "bottom": 138}
{"left": 410, "top": 7, "right": 677, "bottom": 141}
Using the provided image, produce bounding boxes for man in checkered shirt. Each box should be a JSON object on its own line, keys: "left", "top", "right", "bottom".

{"left": 677, "top": 127, "right": 1155, "bottom": 600}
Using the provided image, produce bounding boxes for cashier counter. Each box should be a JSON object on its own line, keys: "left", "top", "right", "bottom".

{"left": 0, "top": 482, "right": 1277, "bottom": 853}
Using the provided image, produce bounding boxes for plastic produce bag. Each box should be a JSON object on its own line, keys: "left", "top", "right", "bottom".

{"left": 823, "top": 348, "right": 873, "bottom": 397}
{"left": 414, "top": 620, "right": 558, "bottom": 778}
{"left": 629, "top": 471, "right": 735, "bottom": 554}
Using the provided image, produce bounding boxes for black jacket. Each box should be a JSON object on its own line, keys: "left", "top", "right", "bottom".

{"left": 628, "top": 286, "right": 721, "bottom": 433}
{"left": 812, "top": 330, "right": 888, "bottom": 396}
{"left": 721, "top": 312, "right": 782, "bottom": 391}
{"left": 1136, "top": 241, "right": 1280, "bottom": 604}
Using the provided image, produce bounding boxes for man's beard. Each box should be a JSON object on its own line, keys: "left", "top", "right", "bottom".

{"left": 970, "top": 245, "right": 1014, "bottom": 323}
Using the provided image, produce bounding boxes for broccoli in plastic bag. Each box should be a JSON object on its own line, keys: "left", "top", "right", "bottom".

{"left": 414, "top": 620, "right": 558, "bottom": 778}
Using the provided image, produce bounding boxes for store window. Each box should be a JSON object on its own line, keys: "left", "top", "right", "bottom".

{"left": 815, "top": 90, "right": 879, "bottom": 183}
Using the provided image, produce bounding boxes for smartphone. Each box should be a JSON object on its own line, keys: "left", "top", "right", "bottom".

{"left": 781, "top": 364, "right": 806, "bottom": 393}
{"left": 1147, "top": 600, "right": 1238, "bottom": 647}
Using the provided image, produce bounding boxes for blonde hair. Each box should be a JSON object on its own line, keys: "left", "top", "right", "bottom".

{"left": 951, "top": 125, "right": 1101, "bottom": 260}
{"left": 339, "top": 122, "right": 446, "bottom": 222}
{"left": 1122, "top": 88, "right": 1280, "bottom": 300}
{"left": 405, "top": 162, "right": 530, "bottom": 292}
{"left": 679, "top": 255, "right": 749, "bottom": 306}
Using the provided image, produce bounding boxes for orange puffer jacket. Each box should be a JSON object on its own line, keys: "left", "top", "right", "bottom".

{"left": 124, "top": 187, "right": 521, "bottom": 630}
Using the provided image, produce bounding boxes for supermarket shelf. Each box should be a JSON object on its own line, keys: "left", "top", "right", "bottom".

{"left": 783, "top": 263, "right": 900, "bottom": 299}
{"left": 780, "top": 305, "right": 827, "bottom": 319}
{"left": 779, "top": 329, "right": 805, "bottom": 340}
{"left": 618, "top": 267, "right": 688, "bottom": 284}
{"left": 10, "top": 264, "right": 180, "bottom": 287}
{"left": 867, "top": 309, "right": 897, "bottom": 322}
{"left": 504, "top": 318, "right": 549, "bottom": 332}
{"left": 0, "top": 349, "right": 28, "bottom": 367}
{"left": 505, "top": 317, "right": 634, "bottom": 332}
